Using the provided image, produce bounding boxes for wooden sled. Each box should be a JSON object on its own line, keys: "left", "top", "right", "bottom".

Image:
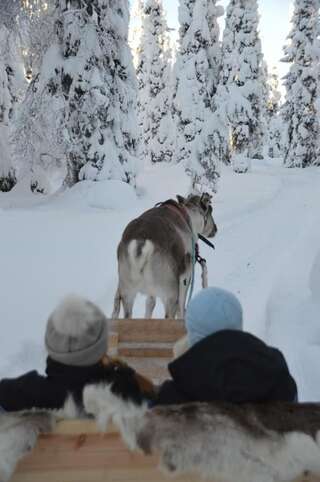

{"left": 12, "top": 420, "right": 320, "bottom": 482}
{"left": 12, "top": 319, "right": 320, "bottom": 482}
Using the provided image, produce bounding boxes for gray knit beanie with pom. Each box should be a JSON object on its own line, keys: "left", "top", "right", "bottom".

{"left": 45, "top": 295, "right": 108, "bottom": 366}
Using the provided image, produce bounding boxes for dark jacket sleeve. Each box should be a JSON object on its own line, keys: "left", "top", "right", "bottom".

{"left": 0, "top": 371, "right": 67, "bottom": 411}
{"left": 155, "top": 380, "right": 190, "bottom": 406}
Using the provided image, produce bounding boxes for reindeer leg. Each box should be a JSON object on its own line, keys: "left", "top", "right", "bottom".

{"left": 112, "top": 285, "right": 122, "bottom": 318}
{"left": 122, "top": 291, "right": 136, "bottom": 319}
{"left": 177, "top": 273, "right": 190, "bottom": 319}
{"left": 145, "top": 296, "right": 156, "bottom": 319}
{"left": 164, "top": 297, "right": 178, "bottom": 319}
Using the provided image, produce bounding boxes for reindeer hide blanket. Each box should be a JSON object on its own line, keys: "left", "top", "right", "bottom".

{"left": 0, "top": 411, "right": 53, "bottom": 482}
{"left": 84, "top": 384, "right": 320, "bottom": 482}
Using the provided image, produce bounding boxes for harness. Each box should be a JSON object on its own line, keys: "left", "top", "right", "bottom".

{"left": 155, "top": 199, "right": 213, "bottom": 302}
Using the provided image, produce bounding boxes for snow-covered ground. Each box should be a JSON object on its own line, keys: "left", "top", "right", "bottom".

{"left": 1, "top": 161, "right": 320, "bottom": 401}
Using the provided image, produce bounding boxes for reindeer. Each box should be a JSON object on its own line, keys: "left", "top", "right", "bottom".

{"left": 112, "top": 193, "right": 217, "bottom": 319}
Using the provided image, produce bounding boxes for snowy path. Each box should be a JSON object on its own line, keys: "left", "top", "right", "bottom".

{"left": 207, "top": 166, "right": 320, "bottom": 337}
{"left": 0, "top": 163, "right": 320, "bottom": 398}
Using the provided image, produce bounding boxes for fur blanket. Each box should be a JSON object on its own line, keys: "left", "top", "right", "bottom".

{"left": 84, "top": 382, "right": 320, "bottom": 482}
{"left": 0, "top": 411, "right": 53, "bottom": 482}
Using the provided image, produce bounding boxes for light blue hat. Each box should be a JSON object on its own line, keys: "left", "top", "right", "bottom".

{"left": 186, "top": 287, "right": 243, "bottom": 346}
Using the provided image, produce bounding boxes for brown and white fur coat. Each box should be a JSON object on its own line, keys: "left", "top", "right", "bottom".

{"left": 84, "top": 381, "right": 320, "bottom": 482}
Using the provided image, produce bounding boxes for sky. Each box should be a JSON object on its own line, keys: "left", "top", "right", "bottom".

{"left": 157, "top": 0, "right": 293, "bottom": 82}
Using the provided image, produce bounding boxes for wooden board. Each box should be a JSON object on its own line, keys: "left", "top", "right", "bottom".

{"left": 111, "top": 319, "right": 186, "bottom": 344}
{"left": 109, "top": 319, "right": 186, "bottom": 376}
{"left": 13, "top": 421, "right": 202, "bottom": 482}
{"left": 12, "top": 420, "right": 320, "bottom": 482}
{"left": 118, "top": 345, "right": 173, "bottom": 358}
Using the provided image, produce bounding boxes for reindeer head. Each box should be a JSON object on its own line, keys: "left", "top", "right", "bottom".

{"left": 177, "top": 192, "right": 217, "bottom": 238}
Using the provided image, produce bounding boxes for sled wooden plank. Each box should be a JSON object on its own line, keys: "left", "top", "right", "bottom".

{"left": 13, "top": 420, "right": 199, "bottom": 482}
{"left": 112, "top": 319, "right": 186, "bottom": 344}
{"left": 118, "top": 345, "right": 173, "bottom": 358}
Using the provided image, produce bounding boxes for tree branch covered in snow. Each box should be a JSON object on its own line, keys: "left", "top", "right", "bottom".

{"left": 129, "top": 0, "right": 145, "bottom": 69}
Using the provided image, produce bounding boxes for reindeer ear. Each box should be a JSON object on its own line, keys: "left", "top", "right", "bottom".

{"left": 176, "top": 195, "right": 186, "bottom": 204}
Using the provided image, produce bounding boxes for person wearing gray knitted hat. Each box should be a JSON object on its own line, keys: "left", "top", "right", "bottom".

{"left": 45, "top": 294, "right": 108, "bottom": 366}
{"left": 0, "top": 295, "right": 156, "bottom": 413}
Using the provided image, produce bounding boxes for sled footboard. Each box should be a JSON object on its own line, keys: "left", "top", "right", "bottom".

{"left": 12, "top": 420, "right": 320, "bottom": 482}
{"left": 13, "top": 420, "right": 198, "bottom": 482}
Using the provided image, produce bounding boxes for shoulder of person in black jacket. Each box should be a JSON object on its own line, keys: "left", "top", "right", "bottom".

{"left": 0, "top": 357, "right": 111, "bottom": 412}
{"left": 156, "top": 329, "right": 298, "bottom": 406}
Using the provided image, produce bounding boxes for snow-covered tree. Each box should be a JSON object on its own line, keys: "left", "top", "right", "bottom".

{"left": 14, "top": 0, "right": 140, "bottom": 191}
{"left": 267, "top": 66, "right": 282, "bottom": 118}
{"left": 266, "top": 66, "right": 283, "bottom": 158}
{"left": 129, "top": 0, "right": 145, "bottom": 69}
{"left": 174, "top": 0, "right": 224, "bottom": 190}
{"left": 221, "top": 0, "right": 265, "bottom": 165}
{"left": 0, "top": 19, "right": 25, "bottom": 192}
{"left": 281, "top": 0, "right": 320, "bottom": 167}
{"left": 137, "top": 0, "right": 174, "bottom": 164}
{"left": 13, "top": 3, "right": 64, "bottom": 191}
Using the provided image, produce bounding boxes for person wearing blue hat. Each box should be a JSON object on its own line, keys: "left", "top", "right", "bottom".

{"left": 186, "top": 286, "right": 243, "bottom": 346}
{"left": 155, "top": 287, "right": 297, "bottom": 406}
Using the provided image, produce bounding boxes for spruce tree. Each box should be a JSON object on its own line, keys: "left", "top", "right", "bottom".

{"left": 281, "top": 0, "right": 320, "bottom": 167}
{"left": 221, "top": 0, "right": 265, "bottom": 166}
{"left": 0, "top": 22, "right": 25, "bottom": 192}
{"left": 174, "top": 0, "right": 223, "bottom": 190}
{"left": 266, "top": 67, "right": 283, "bottom": 158}
{"left": 14, "top": 0, "right": 139, "bottom": 191}
{"left": 137, "top": 0, "right": 174, "bottom": 164}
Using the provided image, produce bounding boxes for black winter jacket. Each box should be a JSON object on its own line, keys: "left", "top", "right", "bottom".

{"left": 156, "top": 330, "right": 297, "bottom": 406}
{"left": 0, "top": 357, "right": 148, "bottom": 412}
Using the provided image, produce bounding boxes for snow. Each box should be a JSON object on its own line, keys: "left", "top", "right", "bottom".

{"left": 51, "top": 180, "right": 138, "bottom": 211}
{"left": 1, "top": 161, "right": 320, "bottom": 402}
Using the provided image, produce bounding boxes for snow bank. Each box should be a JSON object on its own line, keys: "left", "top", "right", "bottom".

{"left": 232, "top": 154, "right": 252, "bottom": 174}
{"left": 266, "top": 232, "right": 320, "bottom": 401}
{"left": 52, "top": 180, "right": 138, "bottom": 211}
{"left": 310, "top": 250, "right": 320, "bottom": 302}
